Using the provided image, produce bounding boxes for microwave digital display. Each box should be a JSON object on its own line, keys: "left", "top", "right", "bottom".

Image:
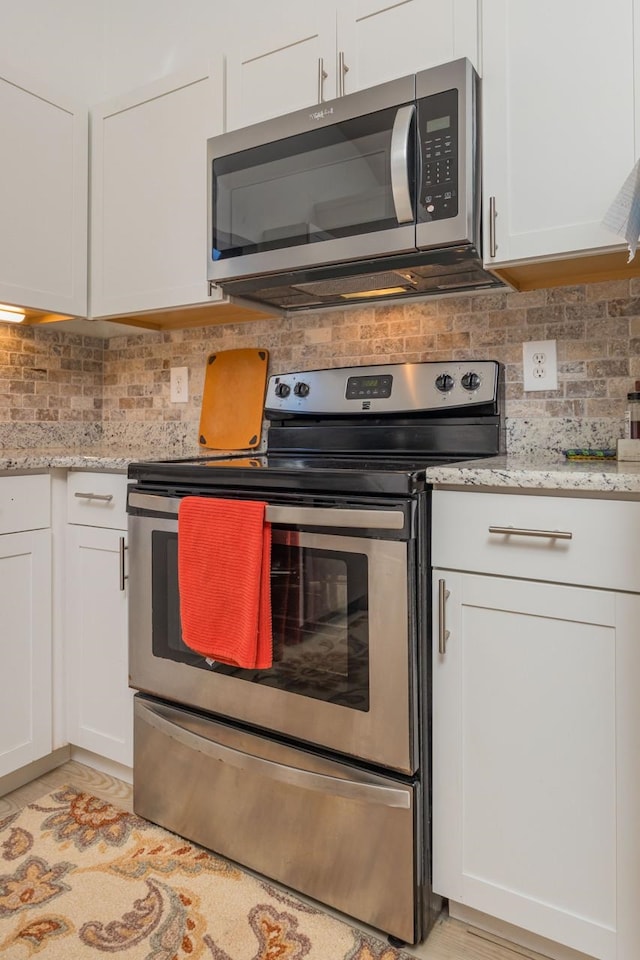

{"left": 426, "top": 115, "right": 450, "bottom": 133}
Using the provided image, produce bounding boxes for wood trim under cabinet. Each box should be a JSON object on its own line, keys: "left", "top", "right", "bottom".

{"left": 493, "top": 248, "right": 640, "bottom": 292}
{"left": 22, "top": 300, "right": 279, "bottom": 332}
{"left": 16, "top": 248, "right": 640, "bottom": 329}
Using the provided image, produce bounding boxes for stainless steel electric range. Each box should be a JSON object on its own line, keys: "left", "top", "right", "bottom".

{"left": 126, "top": 359, "right": 503, "bottom": 946}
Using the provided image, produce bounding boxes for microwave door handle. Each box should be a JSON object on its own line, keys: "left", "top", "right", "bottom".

{"left": 390, "top": 104, "right": 416, "bottom": 224}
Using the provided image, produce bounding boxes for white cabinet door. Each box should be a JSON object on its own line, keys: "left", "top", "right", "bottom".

{"left": 337, "top": 0, "right": 478, "bottom": 96}
{"left": 482, "top": 0, "right": 637, "bottom": 266}
{"left": 90, "top": 64, "right": 223, "bottom": 318}
{"left": 0, "top": 69, "right": 87, "bottom": 316}
{"left": 0, "top": 530, "right": 52, "bottom": 777}
{"left": 225, "top": 2, "right": 337, "bottom": 130}
{"left": 433, "top": 571, "right": 640, "bottom": 960}
{"left": 226, "top": 1, "right": 477, "bottom": 130}
{"left": 65, "top": 525, "right": 132, "bottom": 767}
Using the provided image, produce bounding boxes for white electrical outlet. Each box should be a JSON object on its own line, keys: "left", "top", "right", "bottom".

{"left": 522, "top": 340, "right": 558, "bottom": 392}
{"left": 170, "top": 366, "right": 189, "bottom": 403}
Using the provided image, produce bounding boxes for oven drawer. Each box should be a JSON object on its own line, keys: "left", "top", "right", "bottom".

{"left": 134, "top": 695, "right": 418, "bottom": 944}
{"left": 67, "top": 471, "right": 128, "bottom": 529}
{"left": 432, "top": 489, "right": 640, "bottom": 592}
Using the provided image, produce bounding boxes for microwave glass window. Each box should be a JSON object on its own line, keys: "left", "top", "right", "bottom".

{"left": 151, "top": 530, "right": 370, "bottom": 711}
{"left": 212, "top": 106, "right": 415, "bottom": 261}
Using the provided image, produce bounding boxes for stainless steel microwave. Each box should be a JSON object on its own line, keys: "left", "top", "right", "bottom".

{"left": 207, "top": 58, "right": 503, "bottom": 311}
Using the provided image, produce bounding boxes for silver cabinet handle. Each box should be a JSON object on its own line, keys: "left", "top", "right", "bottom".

{"left": 438, "top": 578, "right": 450, "bottom": 655}
{"left": 74, "top": 491, "right": 113, "bottom": 502}
{"left": 338, "top": 50, "right": 349, "bottom": 96}
{"left": 489, "top": 196, "right": 497, "bottom": 257}
{"left": 317, "top": 57, "right": 328, "bottom": 103}
{"left": 489, "top": 525, "right": 573, "bottom": 540}
{"left": 119, "top": 536, "right": 128, "bottom": 591}
{"left": 390, "top": 104, "right": 416, "bottom": 224}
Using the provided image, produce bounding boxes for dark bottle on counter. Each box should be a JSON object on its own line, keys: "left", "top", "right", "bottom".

{"left": 626, "top": 382, "right": 640, "bottom": 438}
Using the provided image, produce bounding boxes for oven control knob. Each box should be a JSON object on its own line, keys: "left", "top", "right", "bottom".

{"left": 294, "top": 381, "right": 310, "bottom": 397}
{"left": 435, "top": 373, "right": 454, "bottom": 393}
{"left": 461, "top": 371, "right": 481, "bottom": 392}
{"left": 274, "top": 382, "right": 291, "bottom": 398}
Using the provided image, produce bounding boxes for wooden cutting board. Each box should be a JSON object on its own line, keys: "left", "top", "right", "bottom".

{"left": 198, "top": 348, "right": 269, "bottom": 450}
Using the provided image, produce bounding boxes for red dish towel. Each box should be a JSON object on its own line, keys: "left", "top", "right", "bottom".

{"left": 177, "top": 496, "right": 272, "bottom": 669}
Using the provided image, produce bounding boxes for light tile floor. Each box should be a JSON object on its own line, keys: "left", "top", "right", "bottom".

{"left": 2, "top": 761, "right": 546, "bottom": 960}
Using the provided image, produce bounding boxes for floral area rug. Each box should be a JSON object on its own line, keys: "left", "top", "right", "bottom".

{"left": 0, "top": 787, "right": 415, "bottom": 959}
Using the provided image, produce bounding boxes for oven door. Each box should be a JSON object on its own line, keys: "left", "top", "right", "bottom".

{"left": 128, "top": 490, "right": 418, "bottom": 774}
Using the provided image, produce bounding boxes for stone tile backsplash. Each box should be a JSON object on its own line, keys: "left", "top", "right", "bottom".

{"left": 1, "top": 280, "right": 639, "bottom": 456}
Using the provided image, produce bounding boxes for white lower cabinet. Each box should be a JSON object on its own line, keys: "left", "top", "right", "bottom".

{"left": 432, "top": 489, "right": 640, "bottom": 960}
{"left": 0, "top": 474, "right": 52, "bottom": 778}
{"left": 0, "top": 528, "right": 52, "bottom": 778}
{"left": 65, "top": 473, "right": 132, "bottom": 767}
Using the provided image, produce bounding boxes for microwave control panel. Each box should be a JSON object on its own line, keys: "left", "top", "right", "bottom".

{"left": 417, "top": 87, "right": 459, "bottom": 223}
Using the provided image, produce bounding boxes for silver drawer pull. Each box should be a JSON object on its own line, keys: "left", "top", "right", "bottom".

{"left": 119, "top": 536, "right": 128, "bottom": 592}
{"left": 489, "top": 525, "right": 573, "bottom": 540}
{"left": 438, "top": 578, "right": 450, "bottom": 655}
{"left": 74, "top": 492, "right": 114, "bottom": 502}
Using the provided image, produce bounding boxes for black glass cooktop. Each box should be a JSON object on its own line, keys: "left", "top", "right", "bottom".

{"left": 128, "top": 451, "right": 470, "bottom": 497}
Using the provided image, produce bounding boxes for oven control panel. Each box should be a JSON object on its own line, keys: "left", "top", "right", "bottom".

{"left": 266, "top": 360, "right": 501, "bottom": 415}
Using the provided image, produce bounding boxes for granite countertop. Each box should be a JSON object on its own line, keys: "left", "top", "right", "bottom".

{"left": 425, "top": 455, "right": 640, "bottom": 494}
{"left": 0, "top": 443, "right": 214, "bottom": 473}
{"left": 3, "top": 446, "right": 640, "bottom": 495}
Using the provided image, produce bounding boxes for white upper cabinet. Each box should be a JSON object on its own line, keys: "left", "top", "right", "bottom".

{"left": 226, "top": 0, "right": 478, "bottom": 130}
{"left": 90, "top": 63, "right": 224, "bottom": 319}
{"left": 0, "top": 69, "right": 87, "bottom": 316}
{"left": 482, "top": 0, "right": 638, "bottom": 266}
{"left": 337, "top": 0, "right": 478, "bottom": 95}
{"left": 225, "top": 3, "right": 337, "bottom": 130}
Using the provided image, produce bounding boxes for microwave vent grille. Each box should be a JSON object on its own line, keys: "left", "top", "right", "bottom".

{"left": 292, "top": 271, "right": 416, "bottom": 298}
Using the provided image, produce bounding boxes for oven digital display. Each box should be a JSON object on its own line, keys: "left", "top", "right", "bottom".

{"left": 346, "top": 374, "right": 393, "bottom": 399}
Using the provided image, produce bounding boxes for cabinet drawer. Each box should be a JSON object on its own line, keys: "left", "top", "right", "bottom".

{"left": 432, "top": 489, "right": 640, "bottom": 593}
{"left": 67, "top": 471, "right": 128, "bottom": 529}
{"left": 0, "top": 474, "right": 50, "bottom": 533}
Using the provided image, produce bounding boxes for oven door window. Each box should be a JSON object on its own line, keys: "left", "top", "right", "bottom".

{"left": 151, "top": 529, "right": 370, "bottom": 711}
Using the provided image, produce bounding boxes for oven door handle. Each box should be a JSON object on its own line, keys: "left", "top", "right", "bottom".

{"left": 128, "top": 492, "right": 405, "bottom": 532}
{"left": 138, "top": 698, "right": 411, "bottom": 809}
